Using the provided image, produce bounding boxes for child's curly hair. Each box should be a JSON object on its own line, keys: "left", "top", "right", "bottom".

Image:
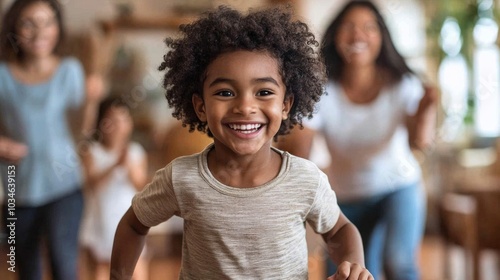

{"left": 158, "top": 5, "right": 326, "bottom": 137}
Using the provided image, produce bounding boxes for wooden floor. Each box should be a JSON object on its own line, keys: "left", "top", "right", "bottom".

{"left": 142, "top": 234, "right": 500, "bottom": 280}
{"left": 420, "top": 235, "right": 500, "bottom": 280}
{"left": 0, "top": 234, "right": 498, "bottom": 280}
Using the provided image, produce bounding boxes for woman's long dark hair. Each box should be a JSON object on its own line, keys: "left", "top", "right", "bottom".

{"left": 321, "top": 0, "right": 412, "bottom": 82}
{"left": 0, "top": 0, "right": 65, "bottom": 61}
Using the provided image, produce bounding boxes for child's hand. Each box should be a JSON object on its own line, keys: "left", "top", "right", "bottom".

{"left": 327, "top": 261, "right": 373, "bottom": 280}
{"left": 116, "top": 148, "right": 128, "bottom": 166}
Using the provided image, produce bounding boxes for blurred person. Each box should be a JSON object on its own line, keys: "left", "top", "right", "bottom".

{"left": 276, "top": 1, "right": 437, "bottom": 279}
{"left": 0, "top": 0, "right": 101, "bottom": 279}
{"left": 110, "top": 6, "right": 373, "bottom": 280}
{"left": 80, "top": 97, "right": 148, "bottom": 280}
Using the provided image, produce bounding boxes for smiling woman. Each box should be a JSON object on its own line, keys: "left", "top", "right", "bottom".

{"left": 15, "top": 2, "right": 60, "bottom": 60}
{"left": 275, "top": 1, "right": 437, "bottom": 279}
{"left": 0, "top": 0, "right": 95, "bottom": 279}
{"left": 0, "top": 0, "right": 65, "bottom": 62}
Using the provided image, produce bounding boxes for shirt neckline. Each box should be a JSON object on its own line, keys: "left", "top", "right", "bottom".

{"left": 198, "top": 143, "right": 290, "bottom": 197}
{"left": 3, "top": 59, "right": 65, "bottom": 88}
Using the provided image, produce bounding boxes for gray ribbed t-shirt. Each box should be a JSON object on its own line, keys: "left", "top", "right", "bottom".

{"left": 132, "top": 145, "right": 340, "bottom": 279}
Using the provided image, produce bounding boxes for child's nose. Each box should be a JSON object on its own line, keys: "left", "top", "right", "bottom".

{"left": 233, "top": 95, "right": 256, "bottom": 115}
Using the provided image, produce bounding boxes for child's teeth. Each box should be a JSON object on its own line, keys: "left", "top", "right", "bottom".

{"left": 229, "top": 124, "right": 261, "bottom": 131}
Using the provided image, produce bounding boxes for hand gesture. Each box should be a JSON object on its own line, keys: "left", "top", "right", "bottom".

{"left": 0, "top": 136, "right": 28, "bottom": 164}
{"left": 116, "top": 147, "right": 128, "bottom": 167}
{"left": 86, "top": 74, "right": 107, "bottom": 103}
{"left": 327, "top": 261, "right": 373, "bottom": 280}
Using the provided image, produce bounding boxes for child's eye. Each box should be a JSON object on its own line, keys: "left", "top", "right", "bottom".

{"left": 257, "top": 90, "right": 273, "bottom": 96}
{"left": 216, "top": 90, "right": 233, "bottom": 97}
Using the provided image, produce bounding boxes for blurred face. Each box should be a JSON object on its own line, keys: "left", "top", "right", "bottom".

{"left": 15, "top": 1, "right": 59, "bottom": 59}
{"left": 99, "top": 106, "right": 133, "bottom": 143}
{"left": 193, "top": 50, "right": 293, "bottom": 157}
{"left": 335, "top": 6, "right": 382, "bottom": 67}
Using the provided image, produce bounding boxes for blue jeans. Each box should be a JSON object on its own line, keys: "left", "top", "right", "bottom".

{"left": 327, "top": 183, "right": 426, "bottom": 280}
{"left": 2, "top": 189, "right": 83, "bottom": 280}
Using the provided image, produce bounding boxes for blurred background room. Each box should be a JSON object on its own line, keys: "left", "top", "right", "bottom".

{"left": 1, "top": 0, "right": 500, "bottom": 279}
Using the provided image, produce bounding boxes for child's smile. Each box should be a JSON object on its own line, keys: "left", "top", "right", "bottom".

{"left": 193, "top": 50, "right": 292, "bottom": 157}
{"left": 227, "top": 123, "right": 263, "bottom": 135}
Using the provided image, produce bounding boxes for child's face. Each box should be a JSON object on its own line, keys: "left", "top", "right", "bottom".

{"left": 100, "top": 106, "right": 133, "bottom": 142}
{"left": 335, "top": 6, "right": 382, "bottom": 66}
{"left": 15, "top": 1, "right": 59, "bottom": 59}
{"left": 193, "top": 50, "right": 293, "bottom": 156}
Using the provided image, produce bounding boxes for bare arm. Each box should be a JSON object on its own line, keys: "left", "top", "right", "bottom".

{"left": 407, "top": 85, "right": 438, "bottom": 150}
{"left": 81, "top": 74, "right": 107, "bottom": 137}
{"left": 274, "top": 126, "right": 316, "bottom": 158}
{"left": 68, "top": 74, "right": 106, "bottom": 143}
{"left": 83, "top": 145, "right": 148, "bottom": 191}
{"left": 323, "top": 213, "right": 373, "bottom": 280}
{"left": 81, "top": 147, "right": 125, "bottom": 190}
{"left": 110, "top": 207, "right": 150, "bottom": 280}
{"left": 323, "top": 212, "right": 364, "bottom": 266}
{"left": 126, "top": 153, "right": 148, "bottom": 191}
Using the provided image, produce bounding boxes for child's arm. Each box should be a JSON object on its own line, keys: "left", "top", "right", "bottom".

{"left": 82, "top": 147, "right": 126, "bottom": 190}
{"left": 126, "top": 151, "right": 148, "bottom": 191}
{"left": 110, "top": 206, "right": 150, "bottom": 280}
{"left": 322, "top": 212, "right": 373, "bottom": 280}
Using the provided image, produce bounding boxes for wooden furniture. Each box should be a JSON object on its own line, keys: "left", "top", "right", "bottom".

{"left": 440, "top": 188, "right": 500, "bottom": 280}
{"left": 100, "top": 15, "right": 196, "bottom": 33}
{"left": 440, "top": 192, "right": 478, "bottom": 280}
{"left": 98, "top": 0, "right": 301, "bottom": 34}
{"left": 160, "top": 121, "right": 213, "bottom": 165}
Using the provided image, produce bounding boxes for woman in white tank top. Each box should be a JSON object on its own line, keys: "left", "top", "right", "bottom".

{"left": 276, "top": 1, "right": 437, "bottom": 279}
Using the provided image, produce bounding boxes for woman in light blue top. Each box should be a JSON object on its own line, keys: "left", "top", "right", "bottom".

{"left": 0, "top": 0, "right": 93, "bottom": 279}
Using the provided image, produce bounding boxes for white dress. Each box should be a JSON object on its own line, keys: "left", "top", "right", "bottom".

{"left": 80, "top": 141, "right": 146, "bottom": 262}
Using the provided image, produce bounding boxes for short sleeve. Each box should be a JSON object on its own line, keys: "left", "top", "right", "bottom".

{"left": 401, "top": 74, "right": 424, "bottom": 116}
{"left": 303, "top": 110, "right": 323, "bottom": 130}
{"left": 64, "top": 57, "right": 85, "bottom": 108}
{"left": 132, "top": 164, "right": 180, "bottom": 227}
{"left": 306, "top": 172, "right": 340, "bottom": 234}
{"left": 128, "top": 142, "right": 146, "bottom": 163}
{"left": 303, "top": 83, "right": 336, "bottom": 131}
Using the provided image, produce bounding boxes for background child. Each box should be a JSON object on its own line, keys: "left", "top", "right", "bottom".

{"left": 111, "top": 6, "right": 373, "bottom": 280}
{"left": 80, "top": 97, "right": 149, "bottom": 280}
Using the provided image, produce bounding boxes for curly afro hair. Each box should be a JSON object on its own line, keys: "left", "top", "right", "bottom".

{"left": 158, "top": 5, "right": 326, "bottom": 137}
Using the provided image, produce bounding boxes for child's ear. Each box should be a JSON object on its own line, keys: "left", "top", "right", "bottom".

{"left": 282, "top": 95, "right": 294, "bottom": 120}
{"left": 192, "top": 94, "right": 207, "bottom": 122}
